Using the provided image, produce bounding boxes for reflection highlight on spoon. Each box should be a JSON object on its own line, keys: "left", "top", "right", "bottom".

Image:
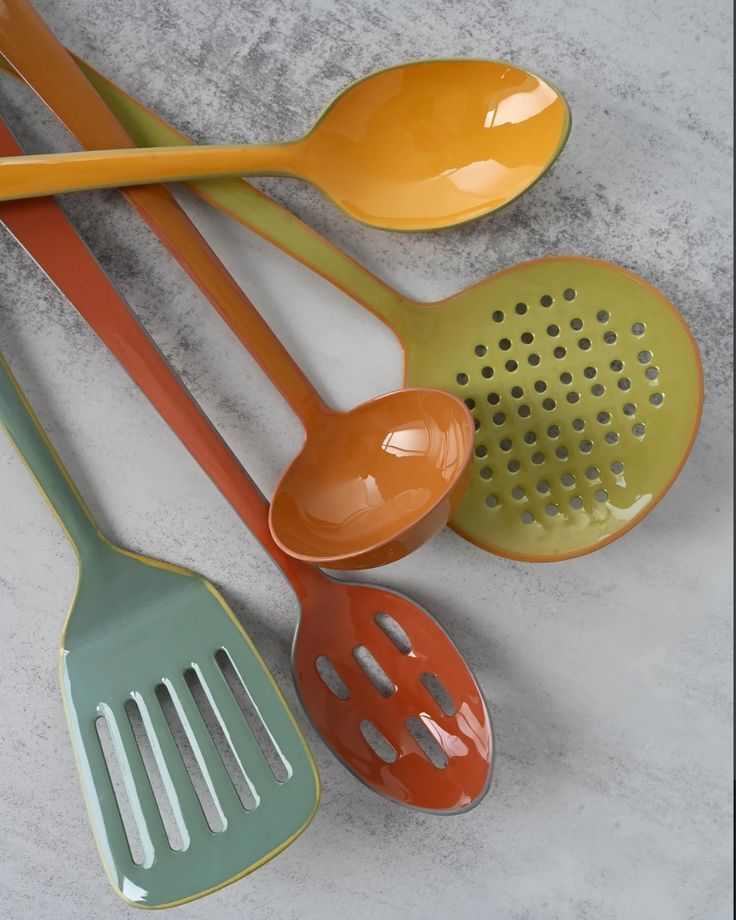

{"left": 0, "top": 59, "right": 571, "bottom": 230}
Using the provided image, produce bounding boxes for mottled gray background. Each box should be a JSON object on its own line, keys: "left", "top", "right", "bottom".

{"left": 0, "top": 0, "right": 732, "bottom": 918}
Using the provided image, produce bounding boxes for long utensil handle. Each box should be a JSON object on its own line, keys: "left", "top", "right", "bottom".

{"left": 0, "top": 143, "right": 296, "bottom": 200}
{"left": 0, "top": 0, "right": 328, "bottom": 427}
{"left": 0, "top": 124, "right": 325, "bottom": 596}
{"left": 0, "top": 52, "right": 411, "bottom": 340}
{"left": 0, "top": 351, "right": 103, "bottom": 559}
{"left": 0, "top": 45, "right": 414, "bottom": 344}
{"left": 73, "top": 54, "right": 416, "bottom": 342}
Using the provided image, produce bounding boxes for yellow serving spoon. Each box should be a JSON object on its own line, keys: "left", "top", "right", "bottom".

{"left": 0, "top": 13, "right": 569, "bottom": 230}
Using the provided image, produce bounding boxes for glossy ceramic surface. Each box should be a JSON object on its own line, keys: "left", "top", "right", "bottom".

{"left": 291, "top": 581, "right": 492, "bottom": 812}
{"left": 270, "top": 389, "right": 473, "bottom": 567}
{"left": 0, "top": 347, "right": 319, "bottom": 909}
{"left": 301, "top": 59, "right": 570, "bottom": 230}
{"left": 0, "top": 0, "right": 474, "bottom": 570}
{"left": 0, "top": 50, "right": 570, "bottom": 230}
{"left": 0, "top": 121, "right": 492, "bottom": 811}
{"left": 47, "top": 60, "right": 703, "bottom": 561}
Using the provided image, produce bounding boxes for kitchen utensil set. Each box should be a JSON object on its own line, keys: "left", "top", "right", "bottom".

{"left": 0, "top": 0, "right": 702, "bottom": 908}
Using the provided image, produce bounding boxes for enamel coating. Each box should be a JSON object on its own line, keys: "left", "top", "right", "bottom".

{"left": 291, "top": 581, "right": 492, "bottom": 812}
{"left": 0, "top": 121, "right": 492, "bottom": 812}
{"left": 40, "top": 59, "right": 703, "bottom": 561}
{"left": 0, "top": 50, "right": 570, "bottom": 230}
{"left": 270, "top": 388, "right": 473, "bottom": 567}
{"left": 403, "top": 259, "right": 703, "bottom": 560}
{"left": 0, "top": 350, "right": 320, "bottom": 910}
{"left": 0, "top": 0, "right": 475, "bottom": 571}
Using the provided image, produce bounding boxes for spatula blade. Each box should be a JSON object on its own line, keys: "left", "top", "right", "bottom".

{"left": 61, "top": 546, "right": 319, "bottom": 909}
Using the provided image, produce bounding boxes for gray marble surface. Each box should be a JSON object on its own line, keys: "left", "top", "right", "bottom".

{"left": 0, "top": 1, "right": 732, "bottom": 918}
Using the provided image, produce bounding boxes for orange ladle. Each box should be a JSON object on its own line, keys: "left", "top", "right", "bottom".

{"left": 0, "top": 115, "right": 493, "bottom": 813}
{"left": 0, "top": 6, "right": 570, "bottom": 229}
{"left": 0, "top": 0, "right": 474, "bottom": 571}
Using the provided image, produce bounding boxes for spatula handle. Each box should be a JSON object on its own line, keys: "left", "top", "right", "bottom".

{"left": 0, "top": 119, "right": 324, "bottom": 595}
{"left": 0, "top": 351, "right": 103, "bottom": 558}
{"left": 0, "top": 0, "right": 328, "bottom": 428}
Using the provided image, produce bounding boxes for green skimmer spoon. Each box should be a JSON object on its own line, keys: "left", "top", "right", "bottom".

{"left": 15, "top": 52, "right": 702, "bottom": 562}
{"left": 0, "top": 350, "right": 319, "bottom": 908}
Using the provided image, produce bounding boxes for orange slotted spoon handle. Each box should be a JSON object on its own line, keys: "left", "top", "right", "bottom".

{"left": 0, "top": 117, "right": 325, "bottom": 598}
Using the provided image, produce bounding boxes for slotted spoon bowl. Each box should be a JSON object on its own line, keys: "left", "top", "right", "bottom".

{"left": 0, "top": 349, "right": 320, "bottom": 909}
{"left": 41, "top": 56, "right": 703, "bottom": 562}
{"left": 0, "top": 121, "right": 492, "bottom": 814}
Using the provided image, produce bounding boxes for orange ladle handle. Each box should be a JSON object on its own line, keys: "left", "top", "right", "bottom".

{"left": 0, "top": 0, "right": 328, "bottom": 428}
{"left": 0, "top": 117, "right": 324, "bottom": 597}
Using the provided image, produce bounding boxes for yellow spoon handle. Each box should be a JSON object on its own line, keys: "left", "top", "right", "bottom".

{"left": 0, "top": 142, "right": 296, "bottom": 201}
{"left": 0, "top": 0, "right": 332, "bottom": 427}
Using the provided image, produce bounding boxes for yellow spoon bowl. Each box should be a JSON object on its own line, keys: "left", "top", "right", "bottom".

{"left": 299, "top": 58, "right": 571, "bottom": 230}
{"left": 0, "top": 58, "right": 570, "bottom": 230}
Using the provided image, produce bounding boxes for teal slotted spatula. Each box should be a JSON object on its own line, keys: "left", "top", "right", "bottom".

{"left": 0, "top": 351, "right": 319, "bottom": 908}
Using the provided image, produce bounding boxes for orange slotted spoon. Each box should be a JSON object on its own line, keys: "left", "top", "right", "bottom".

{"left": 0, "top": 117, "right": 493, "bottom": 814}
{"left": 20, "top": 51, "right": 704, "bottom": 563}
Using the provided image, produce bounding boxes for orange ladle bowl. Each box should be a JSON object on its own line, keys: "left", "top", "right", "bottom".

{"left": 224, "top": 328, "right": 473, "bottom": 570}
{"left": 0, "top": 57, "right": 571, "bottom": 231}
{"left": 271, "top": 389, "right": 473, "bottom": 567}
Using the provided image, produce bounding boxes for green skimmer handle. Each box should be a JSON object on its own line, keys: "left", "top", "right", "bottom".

{"left": 0, "top": 351, "right": 105, "bottom": 560}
